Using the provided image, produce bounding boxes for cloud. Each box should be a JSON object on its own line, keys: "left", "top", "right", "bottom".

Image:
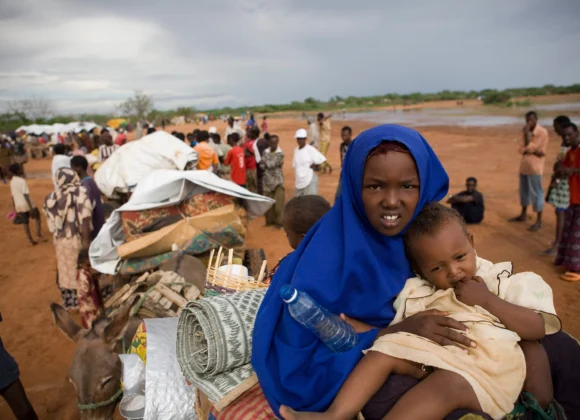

{"left": 0, "top": 0, "right": 579, "bottom": 114}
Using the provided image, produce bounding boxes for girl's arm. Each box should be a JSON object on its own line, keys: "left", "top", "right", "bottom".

{"left": 454, "top": 277, "right": 545, "bottom": 340}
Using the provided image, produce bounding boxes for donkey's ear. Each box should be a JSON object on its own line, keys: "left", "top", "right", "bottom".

{"left": 50, "top": 303, "right": 84, "bottom": 342}
{"left": 102, "top": 295, "right": 138, "bottom": 345}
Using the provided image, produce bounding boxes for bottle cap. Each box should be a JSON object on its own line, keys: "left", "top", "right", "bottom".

{"left": 280, "top": 285, "right": 298, "bottom": 303}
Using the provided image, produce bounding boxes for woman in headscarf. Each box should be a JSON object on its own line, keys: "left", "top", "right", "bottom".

{"left": 43, "top": 168, "right": 94, "bottom": 311}
{"left": 252, "top": 125, "right": 580, "bottom": 419}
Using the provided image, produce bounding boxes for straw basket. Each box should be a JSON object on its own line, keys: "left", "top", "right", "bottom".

{"left": 205, "top": 247, "right": 269, "bottom": 294}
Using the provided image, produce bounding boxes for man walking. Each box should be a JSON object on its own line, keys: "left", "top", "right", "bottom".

{"left": 509, "top": 111, "right": 549, "bottom": 231}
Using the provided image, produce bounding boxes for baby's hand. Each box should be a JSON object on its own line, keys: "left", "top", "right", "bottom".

{"left": 454, "top": 276, "right": 494, "bottom": 308}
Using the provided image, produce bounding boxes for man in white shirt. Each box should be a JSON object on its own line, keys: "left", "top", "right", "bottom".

{"left": 292, "top": 128, "right": 326, "bottom": 197}
{"left": 51, "top": 143, "right": 71, "bottom": 189}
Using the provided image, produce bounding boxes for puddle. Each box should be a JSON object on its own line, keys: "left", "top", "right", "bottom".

{"left": 344, "top": 110, "right": 525, "bottom": 127}
{"left": 344, "top": 104, "right": 576, "bottom": 127}
{"left": 533, "top": 102, "right": 580, "bottom": 111}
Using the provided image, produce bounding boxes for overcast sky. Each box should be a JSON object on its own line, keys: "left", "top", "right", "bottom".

{"left": 1, "top": 0, "right": 579, "bottom": 115}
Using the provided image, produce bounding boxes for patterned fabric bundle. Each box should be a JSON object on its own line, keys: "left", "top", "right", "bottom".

{"left": 177, "top": 289, "right": 266, "bottom": 410}
{"left": 121, "top": 191, "right": 235, "bottom": 241}
{"left": 117, "top": 226, "right": 245, "bottom": 275}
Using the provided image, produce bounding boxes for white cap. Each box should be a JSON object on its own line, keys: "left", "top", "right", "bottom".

{"left": 294, "top": 128, "right": 308, "bottom": 139}
{"left": 208, "top": 126, "right": 217, "bottom": 134}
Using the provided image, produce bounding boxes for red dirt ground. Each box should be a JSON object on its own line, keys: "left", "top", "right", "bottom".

{"left": 1, "top": 118, "right": 579, "bottom": 419}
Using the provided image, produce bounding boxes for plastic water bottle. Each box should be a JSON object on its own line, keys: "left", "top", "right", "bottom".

{"left": 280, "top": 285, "right": 358, "bottom": 353}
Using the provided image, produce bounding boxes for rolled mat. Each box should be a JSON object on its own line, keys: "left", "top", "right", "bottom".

{"left": 177, "top": 289, "right": 266, "bottom": 410}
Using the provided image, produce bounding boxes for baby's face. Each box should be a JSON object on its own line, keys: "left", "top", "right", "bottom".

{"left": 408, "top": 220, "right": 477, "bottom": 290}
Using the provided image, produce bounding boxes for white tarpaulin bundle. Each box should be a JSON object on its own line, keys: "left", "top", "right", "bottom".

{"left": 16, "top": 121, "right": 99, "bottom": 135}
{"left": 89, "top": 169, "right": 274, "bottom": 274}
{"left": 95, "top": 131, "right": 199, "bottom": 198}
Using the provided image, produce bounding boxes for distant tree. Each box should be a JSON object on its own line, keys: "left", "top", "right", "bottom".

{"left": 176, "top": 107, "right": 196, "bottom": 117}
{"left": 7, "top": 97, "right": 55, "bottom": 121}
{"left": 118, "top": 90, "right": 154, "bottom": 119}
{"left": 482, "top": 91, "right": 511, "bottom": 105}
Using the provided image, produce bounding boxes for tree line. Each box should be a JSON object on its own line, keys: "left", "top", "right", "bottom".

{"left": 2, "top": 84, "right": 579, "bottom": 133}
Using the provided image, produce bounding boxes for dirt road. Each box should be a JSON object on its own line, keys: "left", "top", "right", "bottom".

{"left": 1, "top": 118, "right": 579, "bottom": 418}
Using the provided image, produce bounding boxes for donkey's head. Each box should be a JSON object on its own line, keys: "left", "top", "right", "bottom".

{"left": 50, "top": 298, "right": 139, "bottom": 420}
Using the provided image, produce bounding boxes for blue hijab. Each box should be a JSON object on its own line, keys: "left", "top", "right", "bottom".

{"left": 252, "top": 125, "right": 449, "bottom": 415}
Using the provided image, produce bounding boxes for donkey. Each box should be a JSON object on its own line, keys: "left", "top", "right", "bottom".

{"left": 50, "top": 297, "right": 142, "bottom": 420}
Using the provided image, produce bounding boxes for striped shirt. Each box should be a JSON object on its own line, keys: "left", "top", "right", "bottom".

{"left": 98, "top": 144, "right": 119, "bottom": 163}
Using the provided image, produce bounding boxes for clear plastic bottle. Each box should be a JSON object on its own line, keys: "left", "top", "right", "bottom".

{"left": 280, "top": 285, "right": 358, "bottom": 353}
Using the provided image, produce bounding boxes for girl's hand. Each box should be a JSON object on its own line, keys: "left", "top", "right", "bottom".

{"left": 454, "top": 276, "right": 494, "bottom": 308}
{"left": 386, "top": 309, "right": 475, "bottom": 348}
{"left": 340, "top": 313, "right": 374, "bottom": 333}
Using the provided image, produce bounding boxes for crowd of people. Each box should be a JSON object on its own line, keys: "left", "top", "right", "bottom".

{"left": 2, "top": 108, "right": 580, "bottom": 419}
{"left": 508, "top": 112, "right": 580, "bottom": 281}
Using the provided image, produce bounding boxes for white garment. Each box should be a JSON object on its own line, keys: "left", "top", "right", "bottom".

{"left": 292, "top": 145, "right": 326, "bottom": 189}
{"left": 371, "top": 257, "right": 560, "bottom": 419}
{"left": 253, "top": 140, "right": 262, "bottom": 163}
{"left": 51, "top": 155, "right": 71, "bottom": 188}
{"left": 50, "top": 133, "right": 59, "bottom": 145}
{"left": 224, "top": 126, "right": 245, "bottom": 143}
{"left": 10, "top": 176, "right": 33, "bottom": 212}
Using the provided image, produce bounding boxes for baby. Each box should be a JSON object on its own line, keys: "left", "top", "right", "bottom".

{"left": 282, "top": 202, "right": 560, "bottom": 420}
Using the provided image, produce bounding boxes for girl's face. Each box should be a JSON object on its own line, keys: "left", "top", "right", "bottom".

{"left": 361, "top": 151, "right": 420, "bottom": 236}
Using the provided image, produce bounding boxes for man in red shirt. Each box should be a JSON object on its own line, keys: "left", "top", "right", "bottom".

{"left": 557, "top": 122, "right": 580, "bottom": 281}
{"left": 244, "top": 127, "right": 259, "bottom": 193}
{"left": 225, "top": 133, "right": 246, "bottom": 187}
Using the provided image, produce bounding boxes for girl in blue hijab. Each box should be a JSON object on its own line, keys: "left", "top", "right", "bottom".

{"left": 252, "top": 125, "right": 477, "bottom": 416}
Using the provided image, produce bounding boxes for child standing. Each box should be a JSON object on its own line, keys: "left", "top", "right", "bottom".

{"left": 225, "top": 133, "right": 246, "bottom": 188}
{"left": 556, "top": 122, "right": 580, "bottom": 281}
{"left": 244, "top": 127, "right": 259, "bottom": 193}
{"left": 335, "top": 126, "right": 353, "bottom": 202}
{"left": 544, "top": 116, "right": 571, "bottom": 256}
{"left": 283, "top": 203, "right": 561, "bottom": 420}
{"left": 9, "top": 164, "right": 43, "bottom": 245}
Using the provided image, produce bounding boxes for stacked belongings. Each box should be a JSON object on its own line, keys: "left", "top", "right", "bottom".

{"left": 90, "top": 169, "right": 274, "bottom": 276}
{"left": 176, "top": 247, "right": 272, "bottom": 417}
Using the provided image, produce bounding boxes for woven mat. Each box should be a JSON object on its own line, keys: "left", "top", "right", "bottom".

{"left": 177, "top": 289, "right": 266, "bottom": 410}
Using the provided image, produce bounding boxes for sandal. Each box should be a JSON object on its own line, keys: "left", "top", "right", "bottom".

{"left": 561, "top": 272, "right": 580, "bottom": 282}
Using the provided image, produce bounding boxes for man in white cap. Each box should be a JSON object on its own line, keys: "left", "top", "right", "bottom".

{"left": 292, "top": 128, "right": 326, "bottom": 197}
{"left": 208, "top": 126, "right": 218, "bottom": 145}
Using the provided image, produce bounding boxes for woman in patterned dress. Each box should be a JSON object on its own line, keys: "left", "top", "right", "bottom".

{"left": 544, "top": 116, "right": 571, "bottom": 256}
{"left": 43, "top": 168, "right": 93, "bottom": 310}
